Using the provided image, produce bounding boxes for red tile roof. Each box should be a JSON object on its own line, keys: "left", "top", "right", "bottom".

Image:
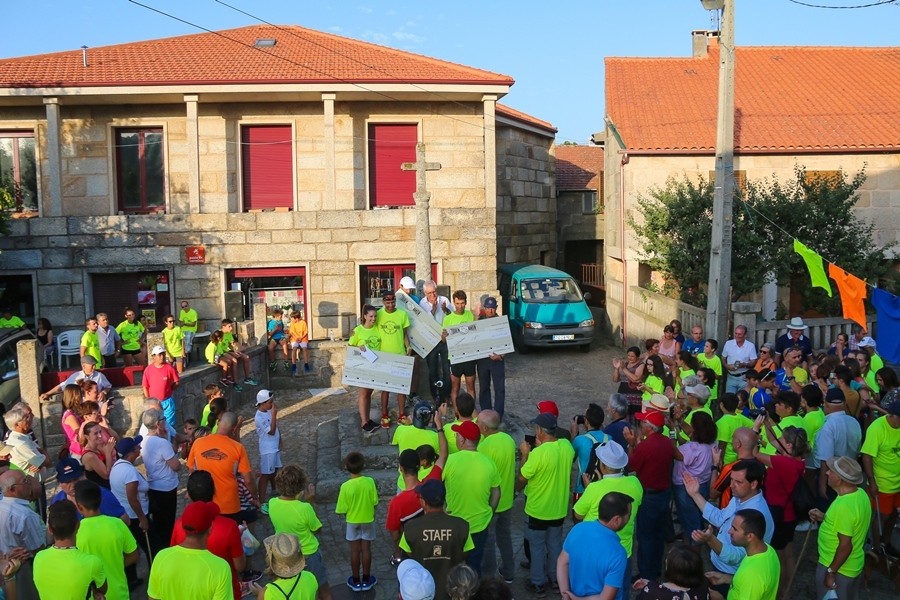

{"left": 606, "top": 45, "right": 900, "bottom": 153}
{"left": 556, "top": 145, "right": 604, "bottom": 190}
{"left": 0, "top": 25, "right": 514, "bottom": 88}
{"left": 496, "top": 103, "right": 557, "bottom": 134}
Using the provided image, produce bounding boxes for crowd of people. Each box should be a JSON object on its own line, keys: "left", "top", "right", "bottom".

{"left": 2, "top": 297, "right": 900, "bottom": 600}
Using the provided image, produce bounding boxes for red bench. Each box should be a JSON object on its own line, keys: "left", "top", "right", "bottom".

{"left": 41, "top": 366, "right": 144, "bottom": 393}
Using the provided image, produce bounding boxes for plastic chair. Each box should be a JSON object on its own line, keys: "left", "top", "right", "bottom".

{"left": 56, "top": 330, "right": 84, "bottom": 371}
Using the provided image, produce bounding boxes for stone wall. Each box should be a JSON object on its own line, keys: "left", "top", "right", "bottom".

{"left": 557, "top": 190, "right": 604, "bottom": 272}
{"left": 495, "top": 124, "right": 556, "bottom": 266}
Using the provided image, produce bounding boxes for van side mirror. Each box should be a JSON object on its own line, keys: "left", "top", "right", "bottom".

{"left": 583, "top": 292, "right": 592, "bottom": 300}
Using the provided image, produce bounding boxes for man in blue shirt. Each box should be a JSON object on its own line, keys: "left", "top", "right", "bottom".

{"left": 50, "top": 458, "right": 129, "bottom": 523}
{"left": 570, "top": 403, "right": 610, "bottom": 498}
{"left": 558, "top": 491, "right": 632, "bottom": 600}
{"left": 603, "top": 394, "right": 631, "bottom": 452}
{"left": 681, "top": 325, "right": 706, "bottom": 355}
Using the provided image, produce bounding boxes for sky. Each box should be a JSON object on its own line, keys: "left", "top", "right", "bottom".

{"left": 3, "top": 1, "right": 899, "bottom": 144}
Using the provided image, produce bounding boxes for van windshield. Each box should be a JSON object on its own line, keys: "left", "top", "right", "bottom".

{"left": 520, "top": 278, "right": 584, "bottom": 304}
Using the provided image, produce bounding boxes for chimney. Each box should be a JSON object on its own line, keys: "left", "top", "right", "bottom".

{"left": 691, "top": 30, "right": 720, "bottom": 57}
{"left": 81, "top": 46, "right": 88, "bottom": 67}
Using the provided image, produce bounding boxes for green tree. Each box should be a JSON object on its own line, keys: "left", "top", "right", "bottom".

{"left": 628, "top": 166, "right": 890, "bottom": 315}
{"left": 0, "top": 173, "right": 17, "bottom": 237}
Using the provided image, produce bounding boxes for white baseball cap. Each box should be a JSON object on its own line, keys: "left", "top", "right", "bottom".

{"left": 150, "top": 345, "right": 166, "bottom": 355}
{"left": 256, "top": 390, "right": 274, "bottom": 405}
{"left": 399, "top": 276, "right": 416, "bottom": 290}
{"left": 397, "top": 560, "right": 435, "bottom": 600}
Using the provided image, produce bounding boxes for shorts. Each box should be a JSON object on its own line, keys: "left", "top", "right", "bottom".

{"left": 259, "top": 452, "right": 283, "bottom": 475}
{"left": 121, "top": 348, "right": 142, "bottom": 355}
{"left": 269, "top": 336, "right": 286, "bottom": 344}
{"left": 346, "top": 522, "right": 377, "bottom": 541}
{"left": 450, "top": 360, "right": 476, "bottom": 378}
{"left": 169, "top": 356, "right": 183, "bottom": 363}
{"left": 871, "top": 490, "right": 900, "bottom": 515}
{"left": 770, "top": 519, "right": 798, "bottom": 550}
{"left": 305, "top": 550, "right": 328, "bottom": 585}
{"left": 291, "top": 341, "right": 308, "bottom": 349}
{"left": 222, "top": 509, "right": 258, "bottom": 526}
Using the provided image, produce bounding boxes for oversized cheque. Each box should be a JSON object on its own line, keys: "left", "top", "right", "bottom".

{"left": 395, "top": 290, "right": 443, "bottom": 358}
{"left": 445, "top": 315, "right": 514, "bottom": 364}
{"left": 342, "top": 347, "right": 416, "bottom": 395}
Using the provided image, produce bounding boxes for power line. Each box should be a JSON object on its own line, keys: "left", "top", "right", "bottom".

{"left": 786, "top": 0, "right": 896, "bottom": 9}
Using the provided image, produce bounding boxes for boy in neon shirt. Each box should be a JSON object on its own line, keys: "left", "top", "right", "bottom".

{"left": 267, "top": 308, "right": 290, "bottom": 373}
{"left": 336, "top": 452, "right": 379, "bottom": 592}
{"left": 80, "top": 317, "right": 103, "bottom": 365}
{"left": 161, "top": 314, "right": 185, "bottom": 373}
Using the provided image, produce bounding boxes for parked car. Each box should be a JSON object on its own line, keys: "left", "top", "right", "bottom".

{"left": 498, "top": 264, "right": 594, "bottom": 353}
{"left": 0, "top": 326, "right": 36, "bottom": 420}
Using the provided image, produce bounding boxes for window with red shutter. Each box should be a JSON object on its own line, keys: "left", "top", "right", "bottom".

{"left": 241, "top": 125, "right": 293, "bottom": 211}
{"left": 368, "top": 124, "right": 417, "bottom": 208}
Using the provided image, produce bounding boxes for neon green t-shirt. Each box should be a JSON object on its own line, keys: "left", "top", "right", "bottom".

{"left": 335, "top": 476, "right": 379, "bottom": 524}
{"left": 268, "top": 498, "right": 322, "bottom": 555}
{"left": 864, "top": 370, "right": 880, "bottom": 395}
{"left": 679, "top": 405, "right": 713, "bottom": 442}
{"left": 392, "top": 425, "right": 439, "bottom": 489}
{"left": 443, "top": 450, "right": 501, "bottom": 534}
{"left": 76, "top": 514, "right": 137, "bottom": 600}
{"left": 717, "top": 413, "right": 754, "bottom": 465}
{"left": 675, "top": 368, "right": 696, "bottom": 396}
{"left": 697, "top": 353, "right": 723, "bottom": 399}
{"left": 520, "top": 438, "right": 575, "bottom": 520}
{"left": 375, "top": 308, "right": 410, "bottom": 355}
{"left": 349, "top": 325, "right": 381, "bottom": 351}
{"left": 179, "top": 308, "right": 199, "bottom": 333}
{"left": 0, "top": 315, "right": 25, "bottom": 328}
{"left": 116, "top": 319, "right": 144, "bottom": 351}
{"left": 163, "top": 326, "right": 184, "bottom": 358}
{"left": 727, "top": 544, "right": 780, "bottom": 600}
{"left": 442, "top": 310, "right": 475, "bottom": 329}
{"left": 777, "top": 415, "right": 808, "bottom": 437}
{"left": 641, "top": 375, "right": 665, "bottom": 401}
{"left": 861, "top": 416, "right": 900, "bottom": 493}
{"left": 205, "top": 342, "right": 218, "bottom": 364}
{"left": 148, "top": 545, "right": 232, "bottom": 600}
{"left": 264, "top": 571, "right": 319, "bottom": 600}
{"left": 443, "top": 419, "right": 481, "bottom": 454}
{"left": 478, "top": 432, "right": 517, "bottom": 513}
{"left": 34, "top": 546, "right": 105, "bottom": 600}
{"left": 871, "top": 353, "right": 885, "bottom": 374}
{"left": 80, "top": 330, "right": 102, "bottom": 364}
{"left": 573, "top": 475, "right": 644, "bottom": 557}
{"left": 803, "top": 409, "right": 825, "bottom": 454}
{"left": 818, "top": 488, "right": 872, "bottom": 577}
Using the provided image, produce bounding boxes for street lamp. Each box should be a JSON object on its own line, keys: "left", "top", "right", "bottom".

{"left": 701, "top": 0, "right": 735, "bottom": 345}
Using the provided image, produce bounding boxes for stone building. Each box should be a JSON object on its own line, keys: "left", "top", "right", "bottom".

{"left": 602, "top": 32, "right": 900, "bottom": 337}
{"left": 555, "top": 144, "right": 604, "bottom": 286}
{"left": 0, "top": 25, "right": 555, "bottom": 337}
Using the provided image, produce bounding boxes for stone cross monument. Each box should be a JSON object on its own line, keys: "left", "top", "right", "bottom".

{"left": 401, "top": 143, "right": 441, "bottom": 292}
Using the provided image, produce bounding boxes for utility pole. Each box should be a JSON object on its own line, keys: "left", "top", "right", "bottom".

{"left": 705, "top": 0, "right": 735, "bottom": 344}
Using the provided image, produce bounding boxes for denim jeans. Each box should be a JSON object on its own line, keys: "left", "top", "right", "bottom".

{"left": 482, "top": 509, "right": 514, "bottom": 580}
{"left": 476, "top": 357, "right": 506, "bottom": 417}
{"left": 725, "top": 375, "right": 744, "bottom": 394}
{"left": 466, "top": 528, "right": 489, "bottom": 577}
{"left": 636, "top": 489, "right": 671, "bottom": 579}
{"left": 673, "top": 481, "right": 709, "bottom": 545}
{"left": 528, "top": 518, "right": 564, "bottom": 587}
{"left": 425, "top": 341, "right": 451, "bottom": 402}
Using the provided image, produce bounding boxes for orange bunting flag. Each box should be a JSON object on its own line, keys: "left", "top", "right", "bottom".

{"left": 828, "top": 263, "right": 868, "bottom": 327}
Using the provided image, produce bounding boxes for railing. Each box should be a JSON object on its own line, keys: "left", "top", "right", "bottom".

{"left": 754, "top": 315, "right": 878, "bottom": 350}
{"left": 581, "top": 263, "right": 603, "bottom": 287}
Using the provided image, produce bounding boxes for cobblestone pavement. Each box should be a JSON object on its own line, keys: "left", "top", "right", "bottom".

{"left": 44, "top": 337, "right": 899, "bottom": 599}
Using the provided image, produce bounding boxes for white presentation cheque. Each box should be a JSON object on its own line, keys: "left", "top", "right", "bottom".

{"left": 396, "top": 290, "right": 443, "bottom": 358}
{"left": 342, "top": 347, "right": 416, "bottom": 395}
{"left": 445, "top": 315, "right": 515, "bottom": 364}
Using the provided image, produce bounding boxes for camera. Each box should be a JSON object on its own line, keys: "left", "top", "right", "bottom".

{"left": 747, "top": 408, "right": 767, "bottom": 419}
{"left": 574, "top": 415, "right": 585, "bottom": 425}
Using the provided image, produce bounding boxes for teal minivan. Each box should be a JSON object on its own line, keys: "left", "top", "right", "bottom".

{"left": 498, "top": 264, "right": 594, "bottom": 353}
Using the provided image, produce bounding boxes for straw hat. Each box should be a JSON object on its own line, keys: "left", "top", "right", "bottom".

{"left": 786, "top": 317, "right": 808, "bottom": 331}
{"left": 264, "top": 533, "right": 306, "bottom": 578}
{"left": 643, "top": 393, "right": 670, "bottom": 412}
{"left": 826, "top": 456, "right": 864, "bottom": 486}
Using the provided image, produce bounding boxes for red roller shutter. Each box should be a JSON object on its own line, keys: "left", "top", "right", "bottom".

{"left": 242, "top": 125, "right": 293, "bottom": 210}
{"left": 368, "top": 124, "right": 417, "bottom": 207}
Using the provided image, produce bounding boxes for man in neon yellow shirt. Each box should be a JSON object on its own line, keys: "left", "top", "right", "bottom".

{"left": 443, "top": 419, "right": 500, "bottom": 577}
{"left": 80, "top": 316, "right": 103, "bottom": 365}
{"left": 441, "top": 290, "right": 476, "bottom": 408}
{"left": 376, "top": 292, "right": 412, "bottom": 418}
{"left": 441, "top": 392, "right": 479, "bottom": 454}
{"left": 861, "top": 401, "right": 900, "bottom": 554}
{"left": 572, "top": 440, "right": 643, "bottom": 590}
{"left": 178, "top": 300, "right": 199, "bottom": 362}
{"left": 516, "top": 412, "right": 575, "bottom": 595}
{"left": 809, "top": 456, "right": 871, "bottom": 600}
{"left": 477, "top": 409, "right": 516, "bottom": 583}
{"left": 0, "top": 309, "right": 25, "bottom": 329}
{"left": 706, "top": 509, "right": 780, "bottom": 600}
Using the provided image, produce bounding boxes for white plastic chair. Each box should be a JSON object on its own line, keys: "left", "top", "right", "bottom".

{"left": 57, "top": 330, "right": 84, "bottom": 371}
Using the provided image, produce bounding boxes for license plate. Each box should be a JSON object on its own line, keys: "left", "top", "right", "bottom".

{"left": 552, "top": 334, "right": 575, "bottom": 341}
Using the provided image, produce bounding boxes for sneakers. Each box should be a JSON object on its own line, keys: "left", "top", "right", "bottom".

{"left": 220, "top": 377, "right": 231, "bottom": 386}
{"left": 234, "top": 384, "right": 244, "bottom": 392}
{"left": 524, "top": 580, "right": 546, "bottom": 598}
{"left": 304, "top": 363, "right": 311, "bottom": 373}
{"left": 283, "top": 361, "right": 290, "bottom": 370}
{"left": 549, "top": 580, "right": 559, "bottom": 592}
{"left": 362, "top": 421, "right": 378, "bottom": 433}
{"left": 347, "top": 577, "right": 362, "bottom": 592}
{"left": 359, "top": 576, "right": 377, "bottom": 592}
{"left": 502, "top": 575, "right": 514, "bottom": 585}
{"left": 241, "top": 570, "right": 263, "bottom": 583}
{"left": 291, "top": 363, "right": 297, "bottom": 374}
{"left": 269, "top": 361, "right": 276, "bottom": 372}
{"left": 243, "top": 378, "right": 259, "bottom": 386}
{"left": 796, "top": 521, "right": 819, "bottom": 532}
{"left": 239, "top": 582, "right": 254, "bottom": 597}
{"left": 381, "top": 414, "right": 391, "bottom": 428}
{"left": 260, "top": 502, "right": 269, "bottom": 515}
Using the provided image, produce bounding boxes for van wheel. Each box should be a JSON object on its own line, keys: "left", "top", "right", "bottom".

{"left": 580, "top": 343, "right": 591, "bottom": 353}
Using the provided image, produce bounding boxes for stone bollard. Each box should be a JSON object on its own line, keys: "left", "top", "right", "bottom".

{"left": 253, "top": 303, "right": 267, "bottom": 346}
{"left": 731, "top": 302, "right": 761, "bottom": 342}
{"left": 146, "top": 331, "right": 165, "bottom": 354}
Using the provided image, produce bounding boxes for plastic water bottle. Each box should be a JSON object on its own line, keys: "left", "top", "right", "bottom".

{"left": 822, "top": 589, "right": 838, "bottom": 600}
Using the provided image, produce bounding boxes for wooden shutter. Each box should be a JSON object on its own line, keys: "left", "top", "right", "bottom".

{"left": 368, "top": 124, "right": 417, "bottom": 207}
{"left": 242, "top": 126, "right": 293, "bottom": 211}
{"left": 709, "top": 170, "right": 747, "bottom": 196}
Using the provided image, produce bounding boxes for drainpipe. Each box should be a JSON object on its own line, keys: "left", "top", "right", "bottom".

{"left": 620, "top": 153, "right": 629, "bottom": 346}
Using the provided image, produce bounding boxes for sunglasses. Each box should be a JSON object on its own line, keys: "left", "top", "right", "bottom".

{"left": 165, "top": 320, "right": 174, "bottom": 323}
{"left": 760, "top": 350, "right": 769, "bottom": 355}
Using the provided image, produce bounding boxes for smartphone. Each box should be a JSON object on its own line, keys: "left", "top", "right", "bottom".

{"left": 524, "top": 434, "right": 536, "bottom": 449}
{"left": 574, "top": 415, "right": 585, "bottom": 425}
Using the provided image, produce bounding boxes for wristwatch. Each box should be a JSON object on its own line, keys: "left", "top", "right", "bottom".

{"left": 826, "top": 567, "right": 835, "bottom": 574}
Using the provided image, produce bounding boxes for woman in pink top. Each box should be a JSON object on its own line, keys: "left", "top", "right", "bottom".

{"left": 671, "top": 411, "right": 717, "bottom": 552}
{"left": 658, "top": 325, "right": 681, "bottom": 370}
{"left": 60, "top": 385, "right": 84, "bottom": 458}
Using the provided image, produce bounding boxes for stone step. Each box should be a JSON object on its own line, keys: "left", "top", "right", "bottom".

{"left": 315, "top": 466, "right": 400, "bottom": 504}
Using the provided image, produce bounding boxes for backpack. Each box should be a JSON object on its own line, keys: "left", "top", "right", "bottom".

{"left": 581, "top": 431, "right": 611, "bottom": 482}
